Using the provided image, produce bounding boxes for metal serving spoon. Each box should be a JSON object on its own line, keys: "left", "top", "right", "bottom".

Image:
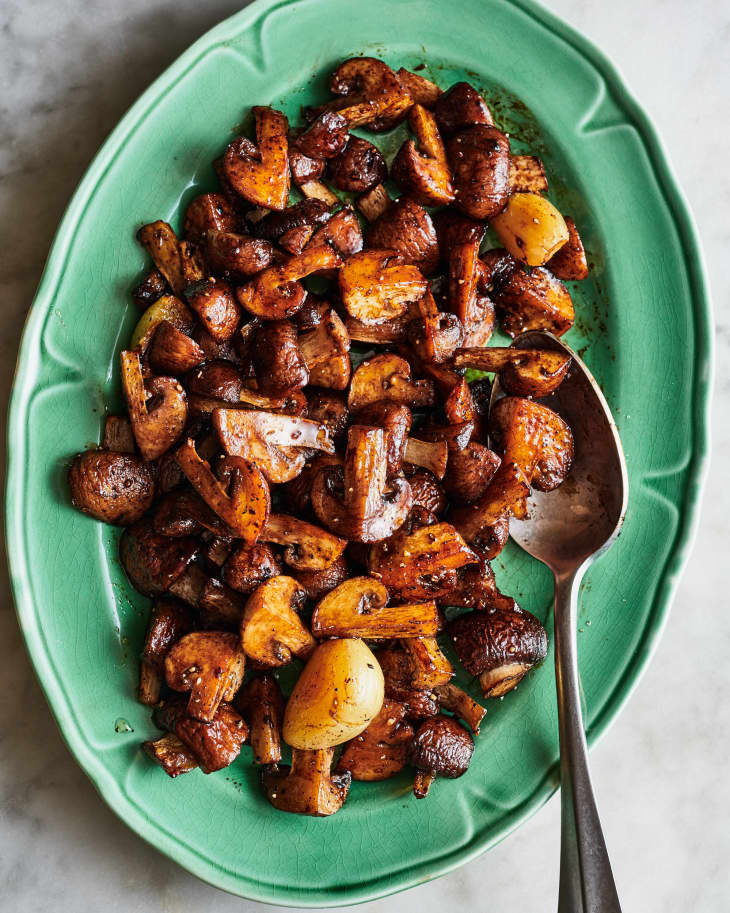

{"left": 491, "top": 330, "right": 628, "bottom": 913}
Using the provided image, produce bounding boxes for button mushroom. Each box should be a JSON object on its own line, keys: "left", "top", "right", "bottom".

{"left": 154, "top": 696, "right": 248, "bottom": 773}
{"left": 453, "top": 346, "right": 572, "bottom": 398}
{"left": 494, "top": 264, "right": 575, "bottom": 337}
{"left": 120, "top": 350, "right": 187, "bottom": 461}
{"left": 408, "top": 715, "right": 474, "bottom": 797}
{"left": 164, "top": 630, "right": 246, "bottom": 721}
{"left": 184, "top": 278, "right": 242, "bottom": 343}
{"left": 546, "top": 216, "right": 589, "bottom": 281}
{"left": 347, "top": 353, "right": 435, "bottom": 411}
{"left": 119, "top": 519, "right": 198, "bottom": 597}
{"left": 241, "top": 575, "right": 315, "bottom": 666}
{"left": 223, "top": 107, "right": 290, "bottom": 210}
{"left": 337, "top": 698, "right": 414, "bottom": 781}
{"left": 138, "top": 598, "right": 194, "bottom": 706}
{"left": 261, "top": 747, "right": 352, "bottom": 816}
{"left": 392, "top": 104, "right": 454, "bottom": 206}
{"left": 235, "top": 673, "right": 285, "bottom": 765}
{"left": 366, "top": 197, "right": 440, "bottom": 276}
{"left": 326, "top": 57, "right": 412, "bottom": 131}
{"left": 68, "top": 450, "right": 155, "bottom": 525}
{"left": 339, "top": 249, "right": 428, "bottom": 324}
{"left": 434, "top": 682, "right": 487, "bottom": 735}
{"left": 183, "top": 192, "right": 238, "bottom": 244}
{"left": 446, "top": 126, "right": 510, "bottom": 220}
{"left": 448, "top": 240, "right": 496, "bottom": 347}
{"left": 222, "top": 543, "right": 282, "bottom": 594}
{"left": 400, "top": 637, "right": 453, "bottom": 689}
{"left": 148, "top": 320, "right": 206, "bottom": 376}
{"left": 262, "top": 513, "right": 347, "bottom": 571}
{"left": 433, "top": 82, "right": 494, "bottom": 136}
{"left": 204, "top": 230, "right": 274, "bottom": 280}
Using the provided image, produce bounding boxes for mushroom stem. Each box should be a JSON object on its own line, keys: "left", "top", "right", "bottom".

{"left": 404, "top": 437, "right": 449, "bottom": 479}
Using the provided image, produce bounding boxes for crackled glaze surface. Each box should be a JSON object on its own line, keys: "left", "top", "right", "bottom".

{"left": 4, "top": 0, "right": 713, "bottom": 906}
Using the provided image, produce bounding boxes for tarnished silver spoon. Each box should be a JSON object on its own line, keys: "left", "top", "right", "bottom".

{"left": 491, "top": 330, "right": 628, "bottom": 913}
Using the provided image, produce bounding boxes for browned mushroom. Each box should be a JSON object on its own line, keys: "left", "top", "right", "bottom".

{"left": 142, "top": 732, "right": 199, "bottom": 778}
{"left": 307, "top": 352, "right": 352, "bottom": 390}
{"left": 186, "top": 359, "right": 244, "bottom": 403}
{"left": 311, "top": 576, "right": 439, "bottom": 638}
{"left": 255, "top": 199, "right": 331, "bottom": 244}
{"left": 443, "top": 377, "right": 476, "bottom": 425}
{"left": 102, "top": 415, "right": 136, "bottom": 453}
{"left": 184, "top": 278, "right": 241, "bottom": 343}
{"left": 164, "top": 630, "right": 245, "bottom": 721}
{"left": 174, "top": 439, "right": 270, "bottom": 542}
{"left": 339, "top": 249, "right": 427, "bottom": 324}
{"left": 448, "top": 604, "right": 548, "bottom": 697}
{"left": 184, "top": 192, "right": 238, "bottom": 244}
{"left": 235, "top": 673, "right": 285, "bottom": 764}
{"left": 408, "top": 715, "right": 474, "bottom": 796}
{"left": 494, "top": 265, "right": 575, "bottom": 337}
{"left": 298, "top": 179, "right": 340, "bottom": 206}
{"left": 396, "top": 68, "right": 442, "bottom": 107}
{"left": 162, "top": 562, "right": 246, "bottom": 629}
{"left": 453, "top": 346, "right": 571, "bottom": 398}
{"left": 68, "top": 450, "right": 155, "bottom": 525}
{"left": 261, "top": 747, "right": 351, "bottom": 816}
{"left": 489, "top": 396, "right": 574, "bottom": 491}
{"left": 137, "top": 221, "right": 199, "bottom": 297}
{"left": 132, "top": 269, "right": 167, "bottom": 310}
{"left": 148, "top": 321, "right": 205, "bottom": 375}
{"left": 442, "top": 442, "right": 501, "bottom": 505}
{"left": 119, "top": 518, "right": 198, "bottom": 597}
{"left": 214, "top": 408, "right": 334, "bottom": 484}
{"left": 356, "top": 182, "right": 391, "bottom": 222}
{"left": 446, "top": 126, "right": 510, "bottom": 220}
{"left": 446, "top": 556, "right": 517, "bottom": 613}
{"left": 403, "top": 437, "right": 448, "bottom": 479}
{"left": 400, "top": 636, "right": 453, "bottom": 689}
{"left": 294, "top": 111, "right": 349, "bottom": 160}
{"left": 306, "top": 392, "right": 350, "bottom": 444}
{"left": 327, "top": 57, "right": 412, "bottom": 131}
{"left": 154, "top": 696, "right": 248, "bottom": 773}
{"left": 204, "top": 230, "right": 274, "bottom": 280}
{"left": 223, "top": 107, "right": 290, "bottom": 210}
{"left": 138, "top": 598, "right": 195, "bottom": 706}
{"left": 433, "top": 209, "right": 486, "bottom": 262}
{"left": 392, "top": 104, "right": 454, "bottom": 206}
{"left": 434, "top": 682, "right": 487, "bottom": 735}
{"left": 434, "top": 82, "right": 494, "bottom": 136}
{"left": 369, "top": 520, "right": 478, "bottom": 601}
{"left": 354, "top": 401, "right": 412, "bottom": 475}
{"left": 293, "top": 553, "right": 349, "bottom": 601}
{"left": 545, "top": 216, "right": 589, "bottom": 280}
{"left": 250, "top": 320, "right": 309, "bottom": 396}
{"left": 405, "top": 468, "right": 447, "bottom": 515}
{"left": 297, "top": 309, "right": 350, "bottom": 375}
{"left": 304, "top": 206, "right": 363, "bottom": 259}
{"left": 153, "top": 487, "right": 232, "bottom": 538}
{"left": 508, "top": 154, "right": 548, "bottom": 194}
{"left": 289, "top": 148, "right": 326, "bottom": 186}
{"left": 222, "top": 542, "right": 282, "bottom": 594}
{"left": 311, "top": 425, "right": 413, "bottom": 542}
{"left": 236, "top": 246, "right": 342, "bottom": 320}
{"left": 406, "top": 288, "right": 463, "bottom": 365}
{"left": 375, "top": 645, "right": 440, "bottom": 720}
{"left": 348, "top": 354, "right": 435, "bottom": 411}
{"left": 263, "top": 513, "right": 347, "bottom": 571}
{"left": 120, "top": 350, "right": 187, "bottom": 461}
{"left": 328, "top": 136, "right": 387, "bottom": 192}
{"left": 336, "top": 698, "right": 414, "bottom": 780}
{"left": 366, "top": 197, "right": 440, "bottom": 275}
{"left": 241, "top": 575, "right": 315, "bottom": 666}
{"left": 448, "top": 240, "right": 496, "bottom": 347}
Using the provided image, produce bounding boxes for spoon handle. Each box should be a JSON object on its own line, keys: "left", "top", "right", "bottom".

{"left": 554, "top": 566, "right": 622, "bottom": 913}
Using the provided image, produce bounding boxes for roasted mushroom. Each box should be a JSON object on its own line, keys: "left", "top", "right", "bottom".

{"left": 434, "top": 682, "right": 487, "bottom": 735}
{"left": 132, "top": 269, "right": 167, "bottom": 310}
{"left": 546, "top": 216, "right": 589, "bottom": 280}
{"left": 204, "top": 231, "right": 274, "bottom": 280}
{"left": 446, "top": 126, "right": 510, "bottom": 219}
{"left": 223, "top": 107, "right": 290, "bottom": 210}
{"left": 235, "top": 673, "right": 285, "bottom": 764}
{"left": 261, "top": 747, "right": 351, "bottom": 816}
{"left": 184, "top": 192, "right": 238, "bottom": 244}
{"left": 138, "top": 598, "right": 194, "bottom": 706}
{"left": 68, "top": 450, "right": 155, "bottom": 525}
{"left": 400, "top": 636, "right": 453, "bottom": 689}
{"left": 448, "top": 604, "right": 548, "bottom": 697}
{"left": 454, "top": 345, "right": 571, "bottom": 398}
{"left": 337, "top": 698, "right": 414, "bottom": 781}
{"left": 119, "top": 519, "right": 198, "bottom": 597}
{"left": 142, "top": 732, "right": 199, "bottom": 778}
{"left": 392, "top": 104, "right": 454, "bottom": 206}
{"left": 494, "top": 264, "right": 575, "bottom": 337}
{"left": 294, "top": 111, "right": 349, "bottom": 160}
{"left": 120, "top": 350, "right": 187, "bottom": 461}
{"left": 328, "top": 136, "right": 387, "bottom": 192}
{"left": 240, "top": 574, "right": 315, "bottom": 667}
{"left": 263, "top": 513, "right": 347, "bottom": 571}
{"left": 250, "top": 319, "right": 309, "bottom": 396}
{"left": 354, "top": 401, "right": 412, "bottom": 475}
{"left": 408, "top": 715, "right": 474, "bottom": 796}
{"left": 348, "top": 354, "right": 435, "bottom": 411}
{"left": 339, "top": 249, "right": 428, "bottom": 324}
{"left": 326, "top": 57, "right": 412, "bottom": 131}
{"left": 154, "top": 697, "right": 247, "bottom": 773}
{"left": 434, "top": 82, "right": 494, "bottom": 135}
{"left": 222, "top": 543, "right": 282, "bottom": 594}
{"left": 148, "top": 321, "right": 206, "bottom": 375}
{"left": 366, "top": 197, "right": 440, "bottom": 275}
{"left": 164, "top": 630, "right": 245, "bottom": 721}
{"left": 294, "top": 552, "right": 349, "bottom": 601}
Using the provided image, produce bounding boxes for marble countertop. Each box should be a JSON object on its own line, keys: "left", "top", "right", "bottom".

{"left": 1, "top": 0, "right": 727, "bottom": 910}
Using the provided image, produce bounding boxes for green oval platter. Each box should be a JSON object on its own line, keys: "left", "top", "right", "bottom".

{"left": 5, "top": 0, "right": 712, "bottom": 905}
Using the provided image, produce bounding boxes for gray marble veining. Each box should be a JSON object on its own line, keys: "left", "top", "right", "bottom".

{"left": 1, "top": 0, "right": 728, "bottom": 910}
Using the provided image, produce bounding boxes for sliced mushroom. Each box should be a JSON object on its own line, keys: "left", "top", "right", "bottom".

{"left": 174, "top": 439, "right": 270, "bottom": 542}
{"left": 298, "top": 309, "right": 350, "bottom": 372}
{"left": 311, "top": 425, "right": 413, "bottom": 543}
{"left": 120, "top": 350, "right": 187, "bottom": 461}
{"left": 263, "top": 513, "right": 347, "bottom": 571}
{"left": 222, "top": 542, "right": 281, "bottom": 594}
{"left": 403, "top": 437, "right": 448, "bottom": 479}
{"left": 337, "top": 698, "right": 414, "bottom": 781}
{"left": 447, "top": 126, "right": 510, "bottom": 220}
{"left": 120, "top": 519, "right": 198, "bottom": 597}
{"left": 356, "top": 182, "right": 391, "bottom": 222}
{"left": 137, "top": 221, "right": 191, "bottom": 297}
{"left": 138, "top": 598, "right": 195, "bottom": 706}
{"left": 307, "top": 352, "right": 352, "bottom": 390}
{"left": 449, "top": 460, "right": 530, "bottom": 553}
{"left": 261, "top": 747, "right": 351, "bottom": 816}
{"left": 102, "top": 415, "right": 136, "bottom": 453}
{"left": 434, "top": 682, "right": 487, "bottom": 735}
{"left": 453, "top": 346, "right": 571, "bottom": 397}
{"left": 142, "top": 732, "right": 199, "bottom": 778}
{"left": 396, "top": 68, "right": 442, "bottom": 107}
{"left": 241, "top": 575, "right": 315, "bottom": 666}
{"left": 148, "top": 320, "right": 205, "bottom": 375}
{"left": 294, "top": 552, "right": 349, "bottom": 601}
{"left": 294, "top": 111, "right": 349, "bottom": 160}
{"left": 339, "top": 249, "right": 427, "bottom": 324}
{"left": 327, "top": 57, "right": 412, "bottom": 131}
{"left": 304, "top": 206, "right": 363, "bottom": 259}
{"left": 508, "top": 154, "right": 548, "bottom": 194}
{"left": 369, "top": 520, "right": 478, "bottom": 601}
{"left": 434, "top": 81, "right": 494, "bottom": 135}
{"left": 348, "top": 354, "right": 435, "bottom": 411}
{"left": 443, "top": 442, "right": 501, "bottom": 505}
{"left": 223, "top": 107, "right": 290, "bottom": 210}
{"left": 236, "top": 246, "right": 342, "bottom": 320}
{"left": 155, "top": 697, "right": 248, "bottom": 773}
{"left": 289, "top": 148, "right": 326, "bottom": 186}
{"left": 251, "top": 320, "right": 309, "bottom": 396}
{"left": 433, "top": 209, "right": 486, "bottom": 262}
{"left": 546, "top": 216, "right": 589, "bottom": 280}
{"left": 187, "top": 360, "right": 244, "bottom": 402}
{"left": 235, "top": 673, "right": 285, "bottom": 764}
{"left": 400, "top": 636, "right": 453, "bottom": 689}
{"left": 392, "top": 104, "right": 454, "bottom": 206}
{"left": 311, "top": 576, "right": 439, "bottom": 638}
{"left": 448, "top": 240, "right": 495, "bottom": 347}
{"left": 183, "top": 278, "right": 241, "bottom": 343}
{"left": 132, "top": 269, "right": 167, "bottom": 311}
{"left": 214, "top": 408, "right": 333, "bottom": 484}
{"left": 164, "top": 630, "right": 245, "bottom": 721}
{"left": 407, "top": 288, "right": 464, "bottom": 365}
{"left": 204, "top": 230, "right": 274, "bottom": 280}
{"left": 489, "top": 396, "right": 574, "bottom": 491}
{"left": 408, "top": 715, "right": 474, "bottom": 796}
{"left": 306, "top": 392, "right": 350, "bottom": 444}
{"left": 298, "top": 179, "right": 340, "bottom": 206}
{"left": 366, "top": 197, "right": 440, "bottom": 275}
{"left": 354, "top": 401, "right": 412, "bottom": 475}
{"left": 68, "top": 450, "right": 155, "bottom": 525}
{"left": 495, "top": 265, "right": 575, "bottom": 337}
{"left": 448, "top": 604, "right": 548, "bottom": 697}
{"left": 327, "top": 136, "right": 387, "bottom": 192}
{"left": 183, "top": 192, "right": 238, "bottom": 244}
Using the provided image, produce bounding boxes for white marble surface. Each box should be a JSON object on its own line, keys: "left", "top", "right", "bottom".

{"left": 0, "top": 0, "right": 727, "bottom": 909}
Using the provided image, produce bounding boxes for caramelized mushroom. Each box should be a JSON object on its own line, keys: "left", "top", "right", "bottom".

{"left": 120, "top": 350, "right": 187, "bottom": 461}
{"left": 186, "top": 360, "right": 244, "bottom": 402}
{"left": 348, "top": 354, "right": 435, "bottom": 411}
{"left": 306, "top": 392, "right": 350, "bottom": 444}
{"left": 366, "top": 197, "right": 440, "bottom": 275}
{"left": 442, "top": 442, "right": 501, "bottom": 505}
{"left": 405, "top": 468, "right": 447, "bottom": 515}
{"left": 400, "top": 636, "right": 453, "bottom": 689}
{"left": 142, "top": 732, "right": 198, "bottom": 778}
{"left": 263, "top": 513, "right": 347, "bottom": 571}
{"left": 354, "top": 401, "right": 412, "bottom": 475}
{"left": 449, "top": 460, "right": 530, "bottom": 553}
{"left": 235, "top": 673, "right": 285, "bottom": 764}
{"left": 327, "top": 57, "right": 412, "bottom": 131}
{"left": 339, "top": 249, "right": 427, "bottom": 324}
{"left": 403, "top": 437, "right": 448, "bottom": 479}
{"left": 251, "top": 319, "right": 309, "bottom": 396}
{"left": 453, "top": 346, "right": 571, "bottom": 398}
{"left": 136, "top": 221, "right": 192, "bottom": 297}
{"left": 392, "top": 104, "right": 454, "bottom": 206}
{"left": 289, "top": 148, "right": 326, "bottom": 186}
{"left": 337, "top": 698, "right": 414, "bottom": 781}
{"left": 328, "top": 136, "right": 387, "bottom": 192}
{"left": 448, "top": 240, "right": 495, "bottom": 347}
{"left": 261, "top": 747, "right": 351, "bottom": 816}
{"left": 294, "top": 111, "right": 349, "bottom": 159}
{"left": 546, "top": 216, "right": 589, "bottom": 281}
{"left": 495, "top": 265, "right": 574, "bottom": 337}
{"left": 102, "top": 415, "right": 136, "bottom": 453}
{"left": 184, "top": 192, "right": 238, "bottom": 244}
{"left": 304, "top": 206, "right": 363, "bottom": 259}
{"left": 132, "top": 269, "right": 167, "bottom": 310}
{"left": 223, "top": 107, "right": 290, "bottom": 210}
{"left": 433, "top": 82, "right": 494, "bottom": 135}
{"left": 154, "top": 697, "right": 247, "bottom": 773}
{"left": 223, "top": 543, "right": 282, "bottom": 594}
{"left": 434, "top": 682, "right": 487, "bottom": 735}
{"left": 408, "top": 715, "right": 474, "bottom": 795}
{"left": 164, "top": 630, "right": 245, "bottom": 721}
{"left": 356, "top": 182, "right": 391, "bottom": 222}
{"left": 375, "top": 645, "right": 439, "bottom": 720}
{"left": 446, "top": 126, "right": 510, "bottom": 220}
{"left": 204, "top": 231, "right": 274, "bottom": 280}
{"left": 396, "top": 68, "right": 442, "bottom": 107}
{"left": 68, "top": 450, "right": 155, "bottom": 525}
{"left": 448, "top": 604, "right": 548, "bottom": 697}
{"left": 119, "top": 519, "right": 198, "bottom": 597}
{"left": 241, "top": 575, "right": 315, "bottom": 666}
{"left": 298, "top": 309, "right": 350, "bottom": 373}
{"left": 138, "top": 598, "right": 195, "bottom": 706}
{"left": 433, "top": 209, "right": 486, "bottom": 262}
{"left": 148, "top": 321, "right": 205, "bottom": 375}
{"left": 254, "top": 199, "right": 332, "bottom": 244}
{"left": 293, "top": 552, "right": 349, "bottom": 601}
